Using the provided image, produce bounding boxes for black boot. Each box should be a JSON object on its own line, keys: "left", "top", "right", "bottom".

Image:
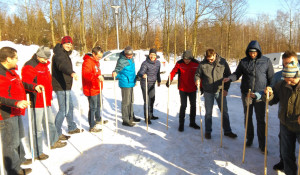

{"left": 273, "top": 160, "right": 284, "bottom": 171}
{"left": 178, "top": 125, "right": 184, "bottom": 132}
{"left": 189, "top": 116, "right": 200, "bottom": 129}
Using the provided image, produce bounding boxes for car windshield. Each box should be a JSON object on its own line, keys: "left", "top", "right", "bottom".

{"left": 103, "top": 51, "right": 111, "bottom": 58}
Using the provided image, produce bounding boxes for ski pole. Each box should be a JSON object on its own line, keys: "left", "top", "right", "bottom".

{"left": 264, "top": 90, "right": 270, "bottom": 175}
{"left": 220, "top": 81, "right": 224, "bottom": 148}
{"left": 100, "top": 81, "right": 103, "bottom": 140}
{"left": 146, "top": 77, "right": 148, "bottom": 132}
{"left": 42, "top": 88, "right": 51, "bottom": 150}
{"left": 0, "top": 126, "right": 4, "bottom": 175}
{"left": 77, "top": 80, "right": 82, "bottom": 133}
{"left": 114, "top": 76, "right": 118, "bottom": 133}
{"left": 26, "top": 94, "right": 35, "bottom": 164}
{"left": 298, "top": 144, "right": 300, "bottom": 175}
{"left": 167, "top": 75, "right": 170, "bottom": 130}
{"left": 242, "top": 89, "right": 251, "bottom": 163}
{"left": 198, "top": 83, "right": 203, "bottom": 142}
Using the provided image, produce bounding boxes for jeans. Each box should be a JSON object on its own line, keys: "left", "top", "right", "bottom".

{"left": 0, "top": 116, "right": 25, "bottom": 174}
{"left": 121, "top": 88, "right": 134, "bottom": 123}
{"left": 55, "top": 90, "right": 77, "bottom": 135}
{"left": 241, "top": 94, "right": 265, "bottom": 149}
{"left": 179, "top": 90, "right": 196, "bottom": 125}
{"left": 141, "top": 83, "right": 155, "bottom": 119}
{"left": 87, "top": 94, "right": 102, "bottom": 128}
{"left": 280, "top": 123, "right": 300, "bottom": 175}
{"left": 203, "top": 91, "right": 232, "bottom": 134}
{"left": 30, "top": 107, "right": 59, "bottom": 157}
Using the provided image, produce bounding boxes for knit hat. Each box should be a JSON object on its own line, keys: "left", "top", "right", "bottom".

{"left": 124, "top": 46, "right": 133, "bottom": 55}
{"left": 149, "top": 48, "right": 157, "bottom": 55}
{"left": 282, "top": 61, "right": 300, "bottom": 78}
{"left": 182, "top": 50, "right": 193, "bottom": 60}
{"left": 61, "top": 36, "right": 73, "bottom": 45}
{"left": 249, "top": 48, "right": 257, "bottom": 52}
{"left": 36, "top": 46, "right": 51, "bottom": 59}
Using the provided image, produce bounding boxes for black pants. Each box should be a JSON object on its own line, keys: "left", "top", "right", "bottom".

{"left": 121, "top": 87, "right": 134, "bottom": 123}
{"left": 141, "top": 82, "right": 155, "bottom": 119}
{"left": 242, "top": 93, "right": 266, "bottom": 149}
{"left": 179, "top": 90, "right": 196, "bottom": 126}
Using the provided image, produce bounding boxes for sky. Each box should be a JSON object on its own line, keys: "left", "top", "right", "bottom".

{"left": 245, "top": 0, "right": 284, "bottom": 19}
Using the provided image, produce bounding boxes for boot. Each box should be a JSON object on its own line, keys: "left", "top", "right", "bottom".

{"left": 189, "top": 116, "right": 200, "bottom": 129}
{"left": 178, "top": 124, "right": 184, "bottom": 132}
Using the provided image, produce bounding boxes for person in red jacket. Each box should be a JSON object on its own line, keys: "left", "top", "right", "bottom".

{"left": 166, "top": 50, "right": 201, "bottom": 132}
{"left": 82, "top": 46, "right": 108, "bottom": 132}
{"left": 21, "top": 46, "right": 67, "bottom": 161}
{"left": 0, "top": 46, "right": 42, "bottom": 175}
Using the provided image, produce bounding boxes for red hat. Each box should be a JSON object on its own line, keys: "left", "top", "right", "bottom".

{"left": 61, "top": 36, "right": 73, "bottom": 45}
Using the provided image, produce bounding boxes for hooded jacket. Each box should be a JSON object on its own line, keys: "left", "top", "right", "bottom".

{"left": 195, "top": 54, "right": 231, "bottom": 93}
{"left": 0, "top": 64, "right": 35, "bottom": 119}
{"left": 169, "top": 58, "right": 199, "bottom": 92}
{"left": 137, "top": 56, "right": 161, "bottom": 86}
{"left": 82, "top": 53, "right": 103, "bottom": 96}
{"left": 114, "top": 51, "right": 136, "bottom": 88}
{"left": 51, "top": 43, "right": 75, "bottom": 91}
{"left": 22, "top": 54, "right": 53, "bottom": 108}
{"left": 228, "top": 40, "right": 274, "bottom": 94}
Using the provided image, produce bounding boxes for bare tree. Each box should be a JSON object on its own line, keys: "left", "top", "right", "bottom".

{"left": 79, "top": 0, "right": 87, "bottom": 53}
{"left": 50, "top": 0, "right": 56, "bottom": 47}
{"left": 59, "top": 0, "right": 68, "bottom": 36}
{"left": 174, "top": 0, "right": 178, "bottom": 63}
{"left": 181, "top": 0, "right": 187, "bottom": 50}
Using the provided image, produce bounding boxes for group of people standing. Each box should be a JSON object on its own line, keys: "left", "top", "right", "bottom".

{"left": 0, "top": 37, "right": 299, "bottom": 175}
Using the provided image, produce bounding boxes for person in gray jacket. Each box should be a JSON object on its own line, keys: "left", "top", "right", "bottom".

{"left": 224, "top": 40, "right": 274, "bottom": 153}
{"left": 195, "top": 49, "right": 237, "bottom": 139}
{"left": 137, "top": 48, "right": 161, "bottom": 124}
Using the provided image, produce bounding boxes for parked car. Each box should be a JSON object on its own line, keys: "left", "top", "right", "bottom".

{"left": 264, "top": 52, "right": 300, "bottom": 68}
{"left": 76, "top": 49, "right": 168, "bottom": 78}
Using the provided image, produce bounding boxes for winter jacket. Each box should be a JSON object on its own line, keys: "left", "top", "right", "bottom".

{"left": 170, "top": 59, "right": 199, "bottom": 92}
{"left": 228, "top": 40, "right": 274, "bottom": 95}
{"left": 22, "top": 54, "right": 53, "bottom": 108}
{"left": 82, "top": 53, "right": 103, "bottom": 96}
{"left": 137, "top": 56, "right": 161, "bottom": 86}
{"left": 195, "top": 54, "right": 231, "bottom": 93}
{"left": 51, "top": 43, "right": 75, "bottom": 91}
{"left": 265, "top": 80, "right": 300, "bottom": 133}
{"left": 0, "top": 64, "right": 35, "bottom": 120}
{"left": 114, "top": 51, "right": 136, "bottom": 88}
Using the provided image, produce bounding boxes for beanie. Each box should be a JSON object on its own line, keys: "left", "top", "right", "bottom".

{"left": 36, "top": 46, "right": 51, "bottom": 59}
{"left": 249, "top": 48, "right": 257, "bottom": 52}
{"left": 282, "top": 61, "right": 300, "bottom": 78}
{"left": 124, "top": 46, "right": 133, "bottom": 55}
{"left": 61, "top": 36, "right": 73, "bottom": 45}
{"left": 182, "top": 50, "right": 193, "bottom": 60}
{"left": 149, "top": 48, "right": 157, "bottom": 55}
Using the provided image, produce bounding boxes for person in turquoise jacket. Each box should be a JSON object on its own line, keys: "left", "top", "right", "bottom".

{"left": 112, "top": 46, "right": 138, "bottom": 127}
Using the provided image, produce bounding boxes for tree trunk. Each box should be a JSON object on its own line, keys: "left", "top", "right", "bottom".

{"left": 50, "top": 0, "right": 56, "bottom": 47}
{"left": 59, "top": 0, "right": 68, "bottom": 36}
{"left": 193, "top": 0, "right": 199, "bottom": 56}
{"left": 80, "top": 0, "right": 87, "bottom": 53}
{"left": 182, "top": 0, "right": 187, "bottom": 50}
{"left": 174, "top": 0, "right": 177, "bottom": 64}
{"left": 90, "top": 0, "right": 94, "bottom": 46}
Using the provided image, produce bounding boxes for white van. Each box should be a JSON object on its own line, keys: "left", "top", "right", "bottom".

{"left": 264, "top": 52, "right": 300, "bottom": 68}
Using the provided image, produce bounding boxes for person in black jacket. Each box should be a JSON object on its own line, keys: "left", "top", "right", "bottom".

{"left": 137, "top": 48, "right": 161, "bottom": 124}
{"left": 52, "top": 36, "right": 81, "bottom": 140}
{"left": 224, "top": 40, "right": 274, "bottom": 153}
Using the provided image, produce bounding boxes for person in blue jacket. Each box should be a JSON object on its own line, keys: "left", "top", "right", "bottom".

{"left": 137, "top": 48, "right": 161, "bottom": 124}
{"left": 224, "top": 40, "right": 274, "bottom": 153}
{"left": 112, "top": 46, "right": 138, "bottom": 127}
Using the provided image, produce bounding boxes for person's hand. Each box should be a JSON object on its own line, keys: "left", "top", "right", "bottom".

{"left": 223, "top": 78, "right": 230, "bottom": 83}
{"left": 17, "top": 100, "right": 30, "bottom": 109}
{"left": 35, "top": 85, "right": 44, "bottom": 93}
{"left": 157, "top": 82, "right": 160, "bottom": 87}
{"left": 98, "top": 75, "right": 104, "bottom": 82}
{"left": 250, "top": 92, "right": 256, "bottom": 99}
{"left": 195, "top": 80, "right": 200, "bottom": 87}
{"left": 166, "top": 79, "right": 171, "bottom": 88}
{"left": 143, "top": 74, "right": 147, "bottom": 79}
{"left": 223, "top": 90, "right": 228, "bottom": 96}
{"left": 112, "top": 72, "right": 117, "bottom": 77}
{"left": 71, "top": 73, "right": 78, "bottom": 81}
{"left": 264, "top": 86, "right": 273, "bottom": 97}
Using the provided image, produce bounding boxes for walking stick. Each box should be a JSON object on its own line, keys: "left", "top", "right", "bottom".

{"left": 220, "top": 81, "right": 224, "bottom": 148}
{"left": 146, "top": 77, "right": 148, "bottom": 132}
{"left": 167, "top": 75, "right": 170, "bottom": 130}
{"left": 242, "top": 89, "right": 251, "bottom": 163}
{"left": 26, "top": 94, "right": 34, "bottom": 164}
{"left": 77, "top": 80, "right": 82, "bottom": 133}
{"left": 42, "top": 88, "right": 51, "bottom": 150}
{"left": 298, "top": 144, "right": 300, "bottom": 175}
{"left": 0, "top": 128, "right": 4, "bottom": 175}
{"left": 198, "top": 83, "right": 203, "bottom": 142}
{"left": 264, "top": 90, "right": 270, "bottom": 175}
{"left": 114, "top": 76, "right": 118, "bottom": 133}
{"left": 100, "top": 81, "right": 104, "bottom": 140}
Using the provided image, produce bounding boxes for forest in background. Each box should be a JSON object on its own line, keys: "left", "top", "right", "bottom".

{"left": 0, "top": 0, "right": 299, "bottom": 62}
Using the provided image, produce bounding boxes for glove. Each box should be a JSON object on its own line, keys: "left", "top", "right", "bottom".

{"left": 166, "top": 78, "right": 171, "bottom": 88}
{"left": 245, "top": 96, "right": 253, "bottom": 106}
{"left": 200, "top": 87, "right": 204, "bottom": 95}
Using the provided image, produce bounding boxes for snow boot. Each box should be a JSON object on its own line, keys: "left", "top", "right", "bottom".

{"left": 273, "top": 161, "right": 284, "bottom": 172}
{"left": 178, "top": 125, "right": 184, "bottom": 132}
{"left": 189, "top": 123, "right": 200, "bottom": 129}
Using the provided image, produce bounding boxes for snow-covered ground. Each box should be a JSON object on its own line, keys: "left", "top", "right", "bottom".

{"left": 0, "top": 41, "right": 292, "bottom": 175}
